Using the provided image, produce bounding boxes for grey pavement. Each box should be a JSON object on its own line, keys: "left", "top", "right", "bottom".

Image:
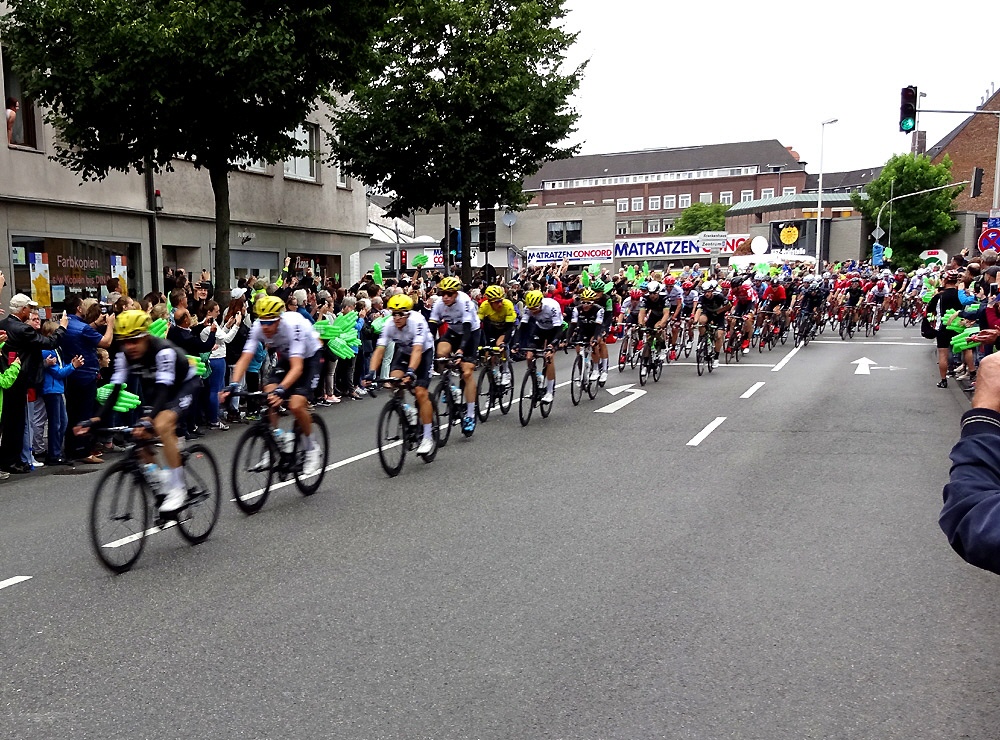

{"left": 1, "top": 321, "right": 997, "bottom": 739}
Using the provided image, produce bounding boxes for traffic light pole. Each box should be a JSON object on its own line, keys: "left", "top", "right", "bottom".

{"left": 875, "top": 180, "right": 970, "bottom": 238}
{"left": 917, "top": 108, "right": 1000, "bottom": 209}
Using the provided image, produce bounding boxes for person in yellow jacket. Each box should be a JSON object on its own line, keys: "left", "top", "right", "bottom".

{"left": 0, "top": 334, "right": 21, "bottom": 480}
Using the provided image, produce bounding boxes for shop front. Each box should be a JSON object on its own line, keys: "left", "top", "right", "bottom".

{"left": 11, "top": 235, "right": 140, "bottom": 316}
{"left": 287, "top": 252, "right": 343, "bottom": 287}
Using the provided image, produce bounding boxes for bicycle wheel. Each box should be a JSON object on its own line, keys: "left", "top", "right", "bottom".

{"left": 176, "top": 444, "right": 221, "bottom": 544}
{"left": 498, "top": 363, "right": 514, "bottom": 415}
{"left": 638, "top": 353, "right": 650, "bottom": 386}
{"left": 683, "top": 326, "right": 693, "bottom": 358}
{"left": 801, "top": 320, "right": 812, "bottom": 347}
{"left": 539, "top": 376, "right": 553, "bottom": 418}
{"left": 376, "top": 401, "right": 407, "bottom": 477}
{"left": 696, "top": 342, "right": 705, "bottom": 376}
{"left": 90, "top": 461, "right": 150, "bottom": 574}
{"left": 231, "top": 425, "right": 275, "bottom": 515}
{"left": 476, "top": 366, "right": 494, "bottom": 422}
{"left": 630, "top": 335, "right": 642, "bottom": 369}
{"left": 293, "top": 413, "right": 329, "bottom": 496}
{"left": 652, "top": 356, "right": 663, "bottom": 382}
{"left": 434, "top": 379, "right": 453, "bottom": 448}
{"left": 518, "top": 370, "right": 536, "bottom": 426}
{"left": 587, "top": 358, "right": 600, "bottom": 399}
{"left": 570, "top": 355, "right": 584, "bottom": 406}
{"left": 618, "top": 334, "right": 629, "bottom": 372}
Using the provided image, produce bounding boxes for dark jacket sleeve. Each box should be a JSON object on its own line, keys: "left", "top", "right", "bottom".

{"left": 941, "top": 408, "right": 1000, "bottom": 574}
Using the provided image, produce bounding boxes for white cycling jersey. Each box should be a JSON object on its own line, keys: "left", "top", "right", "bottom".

{"left": 377, "top": 311, "right": 435, "bottom": 354}
{"left": 428, "top": 291, "right": 481, "bottom": 331}
{"left": 521, "top": 297, "right": 563, "bottom": 329}
{"left": 242, "top": 310, "right": 321, "bottom": 358}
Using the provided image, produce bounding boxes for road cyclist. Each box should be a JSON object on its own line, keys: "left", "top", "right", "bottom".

{"left": 427, "top": 275, "right": 482, "bottom": 437}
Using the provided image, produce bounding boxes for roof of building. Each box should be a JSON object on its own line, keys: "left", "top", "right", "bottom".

{"left": 927, "top": 87, "right": 1000, "bottom": 160}
{"left": 803, "top": 167, "right": 883, "bottom": 193}
{"left": 725, "top": 192, "right": 862, "bottom": 217}
{"left": 524, "top": 139, "right": 804, "bottom": 191}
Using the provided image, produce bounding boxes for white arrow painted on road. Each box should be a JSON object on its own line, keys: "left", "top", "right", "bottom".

{"left": 852, "top": 357, "right": 877, "bottom": 375}
{"left": 594, "top": 383, "right": 647, "bottom": 414}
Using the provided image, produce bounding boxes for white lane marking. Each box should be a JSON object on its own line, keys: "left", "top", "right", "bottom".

{"left": 0, "top": 575, "right": 32, "bottom": 591}
{"left": 810, "top": 341, "right": 930, "bottom": 346}
{"left": 771, "top": 346, "right": 801, "bottom": 372}
{"left": 103, "top": 521, "right": 177, "bottom": 549}
{"left": 686, "top": 417, "right": 726, "bottom": 447}
{"left": 740, "top": 382, "right": 765, "bottom": 399}
{"left": 594, "top": 384, "right": 646, "bottom": 414}
{"left": 671, "top": 362, "right": 775, "bottom": 368}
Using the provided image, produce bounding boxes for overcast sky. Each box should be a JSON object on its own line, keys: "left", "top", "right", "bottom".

{"left": 561, "top": 0, "right": 997, "bottom": 176}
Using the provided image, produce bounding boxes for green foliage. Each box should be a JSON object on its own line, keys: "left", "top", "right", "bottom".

{"left": 851, "top": 153, "right": 961, "bottom": 261}
{"left": 330, "top": 0, "right": 585, "bottom": 218}
{"left": 672, "top": 202, "right": 729, "bottom": 235}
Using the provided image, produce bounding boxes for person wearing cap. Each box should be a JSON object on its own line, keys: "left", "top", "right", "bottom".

{"left": 61, "top": 296, "right": 115, "bottom": 463}
{"left": 0, "top": 294, "right": 68, "bottom": 473}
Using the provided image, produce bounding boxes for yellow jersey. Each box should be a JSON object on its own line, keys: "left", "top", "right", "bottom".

{"left": 478, "top": 298, "right": 516, "bottom": 327}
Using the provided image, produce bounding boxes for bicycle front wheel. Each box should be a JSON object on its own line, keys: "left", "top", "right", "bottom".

{"left": 570, "top": 355, "right": 583, "bottom": 406}
{"left": 377, "top": 402, "right": 407, "bottom": 477}
{"left": 696, "top": 342, "right": 705, "bottom": 376}
{"left": 652, "top": 356, "right": 663, "bottom": 382}
{"left": 618, "top": 335, "right": 629, "bottom": 372}
{"left": 518, "top": 370, "right": 536, "bottom": 426}
{"left": 638, "top": 354, "right": 650, "bottom": 386}
{"left": 177, "top": 444, "right": 221, "bottom": 544}
{"left": 434, "top": 379, "right": 454, "bottom": 448}
{"left": 90, "top": 461, "right": 150, "bottom": 574}
{"left": 294, "top": 413, "right": 329, "bottom": 496}
{"left": 231, "top": 425, "right": 275, "bottom": 515}
{"left": 498, "top": 362, "right": 514, "bottom": 415}
{"left": 476, "top": 366, "right": 494, "bottom": 422}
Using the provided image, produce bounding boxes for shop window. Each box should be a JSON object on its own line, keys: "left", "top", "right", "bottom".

{"left": 2, "top": 55, "right": 38, "bottom": 149}
{"left": 546, "top": 220, "right": 583, "bottom": 245}
{"left": 284, "top": 123, "right": 319, "bottom": 181}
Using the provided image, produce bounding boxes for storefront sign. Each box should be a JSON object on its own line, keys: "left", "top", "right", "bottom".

{"left": 613, "top": 234, "right": 747, "bottom": 260}
{"left": 526, "top": 245, "right": 613, "bottom": 266}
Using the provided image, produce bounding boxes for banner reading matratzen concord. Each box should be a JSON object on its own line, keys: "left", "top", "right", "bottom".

{"left": 525, "top": 245, "right": 613, "bottom": 266}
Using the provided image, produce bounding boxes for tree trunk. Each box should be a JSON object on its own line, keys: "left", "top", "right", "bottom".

{"left": 459, "top": 200, "right": 472, "bottom": 284}
{"left": 208, "top": 163, "right": 232, "bottom": 308}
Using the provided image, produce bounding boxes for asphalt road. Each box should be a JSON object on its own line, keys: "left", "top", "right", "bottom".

{"left": 0, "top": 318, "right": 995, "bottom": 739}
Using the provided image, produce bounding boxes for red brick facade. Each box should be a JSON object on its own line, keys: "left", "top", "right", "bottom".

{"left": 930, "top": 92, "right": 1000, "bottom": 213}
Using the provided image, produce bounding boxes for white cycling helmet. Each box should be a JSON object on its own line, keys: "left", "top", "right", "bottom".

{"left": 702, "top": 280, "right": 718, "bottom": 291}
{"left": 645, "top": 280, "right": 662, "bottom": 294}
{"left": 822, "top": 272, "right": 831, "bottom": 279}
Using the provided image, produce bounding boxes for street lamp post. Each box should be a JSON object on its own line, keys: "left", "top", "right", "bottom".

{"left": 816, "top": 118, "right": 838, "bottom": 274}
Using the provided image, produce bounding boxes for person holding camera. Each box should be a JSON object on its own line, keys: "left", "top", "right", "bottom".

{"left": 61, "top": 294, "right": 114, "bottom": 463}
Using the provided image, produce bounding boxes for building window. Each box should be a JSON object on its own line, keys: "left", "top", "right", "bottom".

{"left": 631, "top": 197, "right": 643, "bottom": 211}
{"left": 664, "top": 218, "right": 675, "bottom": 231}
{"left": 761, "top": 188, "right": 775, "bottom": 199}
{"left": 648, "top": 195, "right": 661, "bottom": 210}
{"left": 678, "top": 194, "right": 691, "bottom": 208}
{"left": 546, "top": 220, "right": 582, "bottom": 245}
{"left": 782, "top": 187, "right": 796, "bottom": 196}
{"left": 335, "top": 160, "right": 350, "bottom": 188}
{"left": 700, "top": 192, "right": 712, "bottom": 204}
{"left": 648, "top": 219, "right": 661, "bottom": 233}
{"left": 720, "top": 191, "right": 733, "bottom": 205}
{"left": 284, "top": 123, "right": 319, "bottom": 180}
{"left": 664, "top": 195, "right": 676, "bottom": 210}
{"left": 616, "top": 221, "right": 628, "bottom": 235}
{"left": 617, "top": 198, "right": 628, "bottom": 213}
{"left": 3, "top": 57, "right": 38, "bottom": 149}
{"left": 741, "top": 190, "right": 754, "bottom": 202}
{"left": 629, "top": 220, "right": 644, "bottom": 234}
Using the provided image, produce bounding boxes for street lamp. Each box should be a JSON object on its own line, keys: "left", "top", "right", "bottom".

{"left": 816, "top": 118, "right": 838, "bottom": 274}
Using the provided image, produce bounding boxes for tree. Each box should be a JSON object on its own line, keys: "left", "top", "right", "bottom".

{"left": 1, "top": 0, "right": 390, "bottom": 302}
{"left": 330, "top": 0, "right": 584, "bottom": 282}
{"left": 672, "top": 202, "right": 729, "bottom": 235}
{"left": 850, "top": 153, "right": 961, "bottom": 266}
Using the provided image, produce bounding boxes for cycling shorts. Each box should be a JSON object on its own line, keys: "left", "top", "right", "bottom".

{"left": 441, "top": 329, "right": 480, "bottom": 359}
{"left": 733, "top": 302, "right": 755, "bottom": 318}
{"left": 267, "top": 352, "right": 321, "bottom": 397}
{"left": 390, "top": 349, "right": 433, "bottom": 388}
{"left": 523, "top": 325, "right": 559, "bottom": 350}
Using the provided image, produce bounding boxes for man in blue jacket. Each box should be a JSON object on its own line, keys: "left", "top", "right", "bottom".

{"left": 942, "top": 350, "right": 1000, "bottom": 573}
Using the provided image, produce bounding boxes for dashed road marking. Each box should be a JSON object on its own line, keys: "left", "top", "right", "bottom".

{"left": 740, "top": 382, "right": 765, "bottom": 399}
{"left": 687, "top": 417, "right": 726, "bottom": 447}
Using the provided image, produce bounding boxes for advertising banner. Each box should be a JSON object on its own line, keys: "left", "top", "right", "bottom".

{"left": 526, "top": 245, "right": 613, "bottom": 266}
{"left": 29, "top": 252, "right": 51, "bottom": 308}
{"left": 612, "top": 234, "right": 747, "bottom": 260}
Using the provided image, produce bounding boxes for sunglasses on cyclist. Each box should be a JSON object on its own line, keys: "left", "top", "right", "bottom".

{"left": 581, "top": 300, "right": 594, "bottom": 305}
{"left": 391, "top": 310, "right": 410, "bottom": 318}
{"left": 259, "top": 319, "right": 280, "bottom": 326}
{"left": 488, "top": 298, "right": 503, "bottom": 304}
{"left": 441, "top": 291, "right": 458, "bottom": 297}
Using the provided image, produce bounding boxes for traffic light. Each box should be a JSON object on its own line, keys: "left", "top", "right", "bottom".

{"left": 400, "top": 249, "right": 408, "bottom": 269}
{"left": 972, "top": 167, "right": 985, "bottom": 198}
{"left": 440, "top": 228, "right": 460, "bottom": 256}
{"left": 383, "top": 250, "right": 395, "bottom": 272}
{"left": 899, "top": 85, "right": 918, "bottom": 133}
{"left": 479, "top": 207, "right": 497, "bottom": 252}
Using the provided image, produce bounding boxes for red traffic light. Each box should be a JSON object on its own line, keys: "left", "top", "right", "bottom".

{"left": 400, "top": 249, "right": 408, "bottom": 268}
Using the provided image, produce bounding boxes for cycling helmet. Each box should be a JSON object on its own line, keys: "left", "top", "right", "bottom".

{"left": 645, "top": 280, "right": 662, "bottom": 294}
{"left": 896, "top": 268, "right": 905, "bottom": 274}
{"left": 638, "top": 281, "right": 649, "bottom": 290}
{"left": 591, "top": 279, "right": 606, "bottom": 293}
{"left": 438, "top": 276, "right": 462, "bottom": 292}
{"left": 702, "top": 280, "right": 718, "bottom": 291}
{"left": 720, "top": 280, "right": 731, "bottom": 289}
{"left": 524, "top": 290, "right": 544, "bottom": 309}
{"left": 255, "top": 295, "right": 286, "bottom": 320}
{"left": 850, "top": 277, "right": 861, "bottom": 284}
{"left": 484, "top": 285, "right": 505, "bottom": 301}
{"left": 387, "top": 294, "right": 413, "bottom": 312}
{"left": 823, "top": 272, "right": 831, "bottom": 279}
{"left": 629, "top": 289, "right": 642, "bottom": 301}
{"left": 877, "top": 280, "right": 886, "bottom": 289}
{"left": 114, "top": 309, "right": 152, "bottom": 339}
{"left": 681, "top": 281, "right": 694, "bottom": 290}
{"left": 664, "top": 276, "right": 676, "bottom": 287}
{"left": 881, "top": 269, "right": 892, "bottom": 277}
{"left": 580, "top": 288, "right": 599, "bottom": 301}
{"left": 944, "top": 269, "right": 961, "bottom": 282}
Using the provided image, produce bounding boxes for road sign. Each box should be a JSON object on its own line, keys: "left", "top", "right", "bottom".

{"left": 871, "top": 226, "right": 885, "bottom": 240}
{"left": 979, "top": 227, "right": 1000, "bottom": 252}
{"left": 989, "top": 218, "right": 1000, "bottom": 229}
{"left": 594, "top": 384, "right": 646, "bottom": 414}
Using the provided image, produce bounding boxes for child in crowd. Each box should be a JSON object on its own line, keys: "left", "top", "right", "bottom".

{"left": 41, "top": 320, "right": 83, "bottom": 465}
